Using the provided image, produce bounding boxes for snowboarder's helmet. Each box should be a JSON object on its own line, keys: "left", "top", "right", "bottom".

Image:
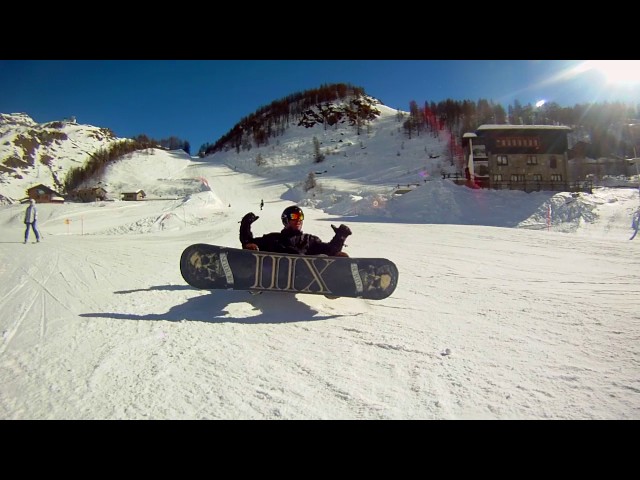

{"left": 281, "top": 205, "right": 304, "bottom": 225}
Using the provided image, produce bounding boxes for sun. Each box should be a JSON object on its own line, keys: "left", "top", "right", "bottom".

{"left": 580, "top": 60, "right": 640, "bottom": 84}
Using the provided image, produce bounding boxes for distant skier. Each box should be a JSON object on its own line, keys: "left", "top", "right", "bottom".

{"left": 239, "top": 205, "right": 351, "bottom": 256}
{"left": 631, "top": 209, "right": 640, "bottom": 240}
{"left": 260, "top": 199, "right": 264, "bottom": 211}
{"left": 23, "top": 199, "right": 41, "bottom": 243}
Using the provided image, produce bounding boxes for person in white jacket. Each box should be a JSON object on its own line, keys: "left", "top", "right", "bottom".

{"left": 24, "top": 199, "right": 41, "bottom": 243}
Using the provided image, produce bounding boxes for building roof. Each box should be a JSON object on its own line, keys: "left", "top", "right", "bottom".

{"left": 27, "top": 184, "right": 60, "bottom": 194}
{"left": 477, "top": 124, "right": 572, "bottom": 131}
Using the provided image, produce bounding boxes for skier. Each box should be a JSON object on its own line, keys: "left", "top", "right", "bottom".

{"left": 631, "top": 209, "right": 640, "bottom": 240}
{"left": 260, "top": 199, "right": 264, "bottom": 211}
{"left": 23, "top": 199, "right": 41, "bottom": 243}
{"left": 239, "top": 205, "right": 351, "bottom": 256}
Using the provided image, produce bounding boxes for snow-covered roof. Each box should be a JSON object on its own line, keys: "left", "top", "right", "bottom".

{"left": 477, "top": 124, "right": 572, "bottom": 131}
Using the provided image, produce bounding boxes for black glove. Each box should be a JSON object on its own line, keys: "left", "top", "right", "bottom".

{"left": 331, "top": 224, "right": 352, "bottom": 239}
{"left": 241, "top": 212, "right": 259, "bottom": 226}
{"left": 240, "top": 212, "right": 259, "bottom": 245}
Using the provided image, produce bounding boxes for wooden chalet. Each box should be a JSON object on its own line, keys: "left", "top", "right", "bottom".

{"left": 26, "top": 184, "right": 64, "bottom": 203}
{"left": 73, "top": 186, "right": 108, "bottom": 202}
{"left": 121, "top": 190, "right": 146, "bottom": 201}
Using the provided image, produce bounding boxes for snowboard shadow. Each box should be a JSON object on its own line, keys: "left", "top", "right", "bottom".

{"left": 114, "top": 284, "right": 193, "bottom": 294}
{"left": 80, "top": 287, "right": 349, "bottom": 324}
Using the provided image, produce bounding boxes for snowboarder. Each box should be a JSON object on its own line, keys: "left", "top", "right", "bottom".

{"left": 24, "top": 199, "right": 41, "bottom": 243}
{"left": 239, "top": 205, "right": 351, "bottom": 256}
{"left": 260, "top": 199, "right": 264, "bottom": 210}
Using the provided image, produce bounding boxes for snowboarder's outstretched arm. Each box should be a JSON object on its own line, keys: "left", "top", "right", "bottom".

{"left": 326, "top": 223, "right": 352, "bottom": 255}
{"left": 239, "top": 212, "right": 259, "bottom": 247}
{"left": 305, "top": 224, "right": 352, "bottom": 255}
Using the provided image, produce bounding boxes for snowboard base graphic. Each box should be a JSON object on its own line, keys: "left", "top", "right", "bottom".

{"left": 180, "top": 244, "right": 398, "bottom": 300}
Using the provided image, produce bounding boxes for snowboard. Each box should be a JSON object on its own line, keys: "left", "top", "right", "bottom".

{"left": 179, "top": 243, "right": 398, "bottom": 300}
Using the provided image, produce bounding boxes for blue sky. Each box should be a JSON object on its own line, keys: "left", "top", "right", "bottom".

{"left": 1, "top": 60, "right": 639, "bottom": 154}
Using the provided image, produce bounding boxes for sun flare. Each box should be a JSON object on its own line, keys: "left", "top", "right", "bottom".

{"left": 581, "top": 60, "right": 640, "bottom": 84}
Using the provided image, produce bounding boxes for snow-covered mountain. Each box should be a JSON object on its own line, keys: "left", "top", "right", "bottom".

{"left": 205, "top": 102, "right": 457, "bottom": 208}
{"left": 0, "top": 113, "right": 122, "bottom": 203}
{"left": 0, "top": 95, "right": 459, "bottom": 207}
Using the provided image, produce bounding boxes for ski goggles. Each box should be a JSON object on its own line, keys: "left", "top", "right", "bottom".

{"left": 287, "top": 212, "right": 304, "bottom": 221}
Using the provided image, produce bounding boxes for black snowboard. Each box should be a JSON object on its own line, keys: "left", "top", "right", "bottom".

{"left": 180, "top": 244, "right": 398, "bottom": 300}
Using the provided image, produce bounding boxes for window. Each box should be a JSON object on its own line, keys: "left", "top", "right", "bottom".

{"left": 495, "top": 136, "right": 540, "bottom": 148}
{"left": 526, "top": 155, "right": 538, "bottom": 165}
{"left": 532, "top": 174, "right": 542, "bottom": 181}
{"left": 551, "top": 174, "right": 562, "bottom": 181}
{"left": 550, "top": 156, "right": 557, "bottom": 168}
{"left": 476, "top": 164, "right": 489, "bottom": 176}
{"left": 497, "top": 155, "right": 508, "bottom": 166}
{"left": 510, "top": 174, "right": 525, "bottom": 182}
{"left": 493, "top": 174, "right": 503, "bottom": 182}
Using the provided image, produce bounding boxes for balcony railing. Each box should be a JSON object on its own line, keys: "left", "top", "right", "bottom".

{"left": 445, "top": 174, "right": 593, "bottom": 194}
{"left": 484, "top": 180, "right": 592, "bottom": 194}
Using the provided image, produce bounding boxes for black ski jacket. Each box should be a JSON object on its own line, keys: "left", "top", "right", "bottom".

{"left": 240, "top": 225, "right": 346, "bottom": 256}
